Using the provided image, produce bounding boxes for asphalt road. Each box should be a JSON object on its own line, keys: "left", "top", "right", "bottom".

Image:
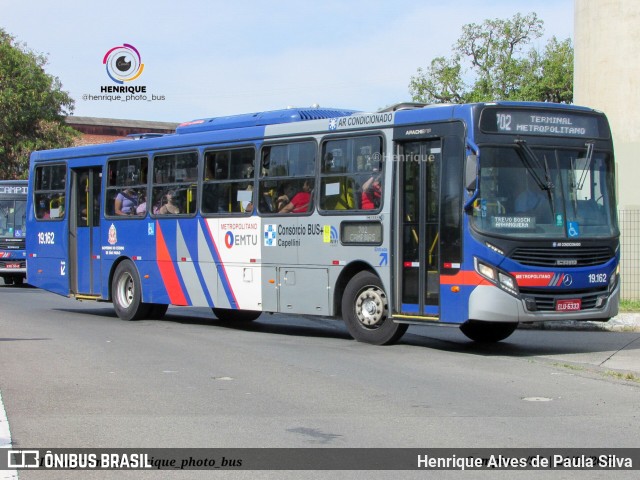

{"left": 1, "top": 284, "right": 639, "bottom": 479}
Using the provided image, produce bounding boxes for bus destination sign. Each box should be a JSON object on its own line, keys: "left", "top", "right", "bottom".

{"left": 0, "top": 185, "right": 28, "bottom": 195}
{"left": 480, "top": 109, "right": 603, "bottom": 138}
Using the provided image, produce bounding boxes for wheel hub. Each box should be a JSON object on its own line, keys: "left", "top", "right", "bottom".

{"left": 355, "top": 287, "right": 387, "bottom": 327}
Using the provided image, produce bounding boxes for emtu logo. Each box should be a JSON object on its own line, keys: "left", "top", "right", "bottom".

{"left": 103, "top": 44, "right": 144, "bottom": 84}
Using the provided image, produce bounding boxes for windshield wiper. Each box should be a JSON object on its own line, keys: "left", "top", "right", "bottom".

{"left": 515, "top": 139, "right": 556, "bottom": 215}
{"left": 514, "top": 139, "right": 554, "bottom": 191}
{"left": 575, "top": 141, "right": 595, "bottom": 190}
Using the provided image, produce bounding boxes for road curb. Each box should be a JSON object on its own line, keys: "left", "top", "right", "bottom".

{"left": 519, "top": 312, "right": 640, "bottom": 332}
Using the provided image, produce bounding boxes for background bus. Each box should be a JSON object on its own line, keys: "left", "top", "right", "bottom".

{"left": 0, "top": 180, "right": 28, "bottom": 285}
{"left": 26, "top": 102, "right": 619, "bottom": 344}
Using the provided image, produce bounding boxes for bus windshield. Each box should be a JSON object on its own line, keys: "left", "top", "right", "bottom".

{"left": 0, "top": 198, "right": 27, "bottom": 240}
{"left": 470, "top": 144, "right": 617, "bottom": 239}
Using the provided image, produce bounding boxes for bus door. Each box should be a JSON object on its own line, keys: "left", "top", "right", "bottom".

{"left": 397, "top": 140, "right": 441, "bottom": 317}
{"left": 69, "top": 167, "right": 102, "bottom": 295}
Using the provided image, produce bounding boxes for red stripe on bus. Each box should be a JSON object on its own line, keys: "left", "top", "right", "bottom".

{"left": 155, "top": 222, "right": 188, "bottom": 306}
{"left": 440, "top": 270, "right": 490, "bottom": 286}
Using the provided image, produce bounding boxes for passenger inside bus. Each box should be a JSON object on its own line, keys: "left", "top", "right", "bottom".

{"left": 361, "top": 170, "right": 382, "bottom": 209}
{"left": 275, "top": 183, "right": 295, "bottom": 212}
{"left": 136, "top": 194, "right": 147, "bottom": 215}
{"left": 279, "top": 179, "right": 313, "bottom": 213}
{"left": 157, "top": 190, "right": 180, "bottom": 215}
{"left": 114, "top": 188, "right": 138, "bottom": 215}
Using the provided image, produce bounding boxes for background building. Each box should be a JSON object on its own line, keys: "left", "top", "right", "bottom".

{"left": 66, "top": 117, "right": 178, "bottom": 145}
{"left": 574, "top": 0, "right": 640, "bottom": 299}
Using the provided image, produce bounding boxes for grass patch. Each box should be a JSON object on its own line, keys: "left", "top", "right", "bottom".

{"left": 619, "top": 299, "right": 640, "bottom": 312}
{"left": 604, "top": 371, "right": 640, "bottom": 383}
{"left": 553, "top": 362, "right": 585, "bottom": 372}
{"left": 554, "top": 363, "right": 640, "bottom": 383}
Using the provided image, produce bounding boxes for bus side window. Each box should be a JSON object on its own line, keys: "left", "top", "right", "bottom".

{"left": 201, "top": 147, "right": 255, "bottom": 215}
{"left": 319, "top": 136, "right": 382, "bottom": 213}
{"left": 35, "top": 194, "right": 51, "bottom": 219}
{"left": 33, "top": 164, "right": 66, "bottom": 220}
{"left": 258, "top": 141, "right": 316, "bottom": 215}
{"left": 106, "top": 157, "right": 148, "bottom": 218}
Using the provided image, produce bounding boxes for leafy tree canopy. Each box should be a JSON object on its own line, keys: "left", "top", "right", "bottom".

{"left": 409, "top": 12, "right": 574, "bottom": 105}
{"left": 0, "top": 28, "right": 78, "bottom": 179}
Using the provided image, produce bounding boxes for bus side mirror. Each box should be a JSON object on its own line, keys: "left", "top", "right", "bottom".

{"left": 465, "top": 154, "right": 478, "bottom": 192}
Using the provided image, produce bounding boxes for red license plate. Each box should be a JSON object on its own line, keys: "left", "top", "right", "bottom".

{"left": 556, "top": 299, "right": 582, "bottom": 311}
{"left": 6, "top": 263, "right": 21, "bottom": 269}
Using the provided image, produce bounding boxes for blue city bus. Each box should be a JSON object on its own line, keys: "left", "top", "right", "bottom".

{"left": 26, "top": 102, "right": 619, "bottom": 344}
{"left": 0, "top": 180, "right": 28, "bottom": 286}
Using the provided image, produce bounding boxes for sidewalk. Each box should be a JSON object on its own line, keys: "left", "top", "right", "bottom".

{"left": 521, "top": 312, "right": 640, "bottom": 378}
{"left": 524, "top": 312, "right": 640, "bottom": 332}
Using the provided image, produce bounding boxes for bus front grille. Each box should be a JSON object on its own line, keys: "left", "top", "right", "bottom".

{"left": 520, "top": 287, "right": 609, "bottom": 312}
{"left": 509, "top": 246, "right": 614, "bottom": 267}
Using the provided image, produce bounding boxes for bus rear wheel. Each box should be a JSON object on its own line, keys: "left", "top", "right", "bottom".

{"left": 213, "top": 308, "right": 261, "bottom": 322}
{"left": 112, "top": 260, "right": 150, "bottom": 321}
{"left": 342, "top": 271, "right": 408, "bottom": 345}
{"left": 460, "top": 320, "right": 518, "bottom": 343}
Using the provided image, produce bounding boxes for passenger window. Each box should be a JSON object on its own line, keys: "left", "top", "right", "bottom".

{"left": 105, "top": 157, "right": 148, "bottom": 217}
{"left": 201, "top": 148, "right": 255, "bottom": 215}
{"left": 319, "top": 136, "right": 383, "bottom": 212}
{"left": 258, "top": 141, "right": 316, "bottom": 215}
{"left": 151, "top": 152, "right": 198, "bottom": 216}
{"left": 34, "top": 164, "right": 67, "bottom": 220}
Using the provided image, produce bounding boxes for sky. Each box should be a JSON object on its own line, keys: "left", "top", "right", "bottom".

{"left": 1, "top": 0, "right": 573, "bottom": 123}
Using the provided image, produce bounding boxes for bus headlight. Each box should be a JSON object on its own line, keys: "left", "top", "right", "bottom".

{"left": 476, "top": 260, "right": 496, "bottom": 281}
{"left": 498, "top": 272, "right": 516, "bottom": 291}
{"left": 474, "top": 258, "right": 519, "bottom": 296}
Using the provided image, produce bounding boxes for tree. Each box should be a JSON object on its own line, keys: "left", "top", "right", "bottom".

{"left": 0, "top": 28, "right": 78, "bottom": 179}
{"left": 409, "top": 13, "right": 574, "bottom": 104}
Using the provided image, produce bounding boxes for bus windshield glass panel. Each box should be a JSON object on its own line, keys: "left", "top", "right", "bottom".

{"left": 0, "top": 198, "right": 26, "bottom": 239}
{"left": 470, "top": 145, "right": 617, "bottom": 239}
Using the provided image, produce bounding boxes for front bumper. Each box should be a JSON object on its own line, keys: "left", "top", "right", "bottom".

{"left": 468, "top": 282, "right": 619, "bottom": 323}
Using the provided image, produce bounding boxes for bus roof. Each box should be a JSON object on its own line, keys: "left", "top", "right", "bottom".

{"left": 29, "top": 102, "right": 605, "bottom": 163}
{"left": 175, "top": 107, "right": 360, "bottom": 134}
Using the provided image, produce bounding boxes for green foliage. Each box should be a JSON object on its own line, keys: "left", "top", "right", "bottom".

{"left": 619, "top": 299, "right": 640, "bottom": 312}
{"left": 409, "top": 13, "right": 574, "bottom": 104}
{"left": 0, "top": 28, "right": 78, "bottom": 179}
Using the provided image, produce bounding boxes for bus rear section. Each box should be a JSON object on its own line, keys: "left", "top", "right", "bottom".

{"left": 0, "top": 181, "right": 28, "bottom": 286}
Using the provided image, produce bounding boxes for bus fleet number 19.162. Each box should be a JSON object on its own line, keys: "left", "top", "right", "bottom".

{"left": 37, "top": 232, "right": 55, "bottom": 245}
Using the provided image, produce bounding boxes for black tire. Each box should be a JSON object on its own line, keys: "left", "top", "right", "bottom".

{"left": 112, "top": 260, "right": 150, "bottom": 321}
{"left": 341, "top": 271, "right": 408, "bottom": 345}
{"left": 147, "top": 303, "right": 169, "bottom": 319}
{"left": 13, "top": 276, "right": 24, "bottom": 286}
{"left": 460, "top": 320, "right": 518, "bottom": 343}
{"left": 212, "top": 308, "right": 261, "bottom": 322}
{"left": 3, "top": 276, "right": 14, "bottom": 285}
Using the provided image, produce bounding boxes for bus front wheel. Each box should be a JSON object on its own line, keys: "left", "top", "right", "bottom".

{"left": 460, "top": 320, "right": 517, "bottom": 343}
{"left": 112, "top": 260, "right": 150, "bottom": 321}
{"left": 342, "top": 271, "right": 408, "bottom": 345}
